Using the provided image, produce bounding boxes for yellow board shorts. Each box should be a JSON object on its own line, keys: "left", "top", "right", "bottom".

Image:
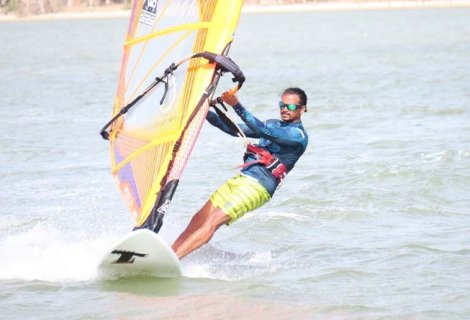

{"left": 210, "top": 174, "right": 271, "bottom": 224}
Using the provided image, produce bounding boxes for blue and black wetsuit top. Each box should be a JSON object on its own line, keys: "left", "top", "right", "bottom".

{"left": 206, "top": 103, "right": 308, "bottom": 196}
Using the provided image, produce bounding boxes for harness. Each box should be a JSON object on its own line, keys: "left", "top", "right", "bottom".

{"left": 242, "top": 144, "right": 289, "bottom": 183}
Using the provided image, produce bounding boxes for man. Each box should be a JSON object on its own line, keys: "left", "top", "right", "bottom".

{"left": 172, "top": 87, "right": 308, "bottom": 259}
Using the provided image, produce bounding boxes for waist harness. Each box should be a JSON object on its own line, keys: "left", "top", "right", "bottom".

{"left": 242, "top": 144, "right": 289, "bottom": 183}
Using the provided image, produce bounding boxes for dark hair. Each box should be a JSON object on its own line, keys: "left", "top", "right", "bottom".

{"left": 282, "top": 87, "right": 307, "bottom": 106}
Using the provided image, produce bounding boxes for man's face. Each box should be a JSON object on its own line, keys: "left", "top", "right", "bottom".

{"left": 279, "top": 93, "right": 305, "bottom": 123}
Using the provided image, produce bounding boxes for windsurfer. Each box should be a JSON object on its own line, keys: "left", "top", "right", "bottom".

{"left": 171, "top": 88, "right": 309, "bottom": 259}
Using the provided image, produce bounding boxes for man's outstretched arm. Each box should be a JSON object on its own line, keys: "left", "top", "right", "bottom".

{"left": 233, "top": 103, "right": 305, "bottom": 149}
{"left": 206, "top": 110, "right": 260, "bottom": 138}
{"left": 220, "top": 91, "right": 305, "bottom": 148}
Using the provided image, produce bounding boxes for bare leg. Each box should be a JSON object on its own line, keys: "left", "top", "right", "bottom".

{"left": 172, "top": 200, "right": 213, "bottom": 250}
{"left": 172, "top": 200, "right": 230, "bottom": 259}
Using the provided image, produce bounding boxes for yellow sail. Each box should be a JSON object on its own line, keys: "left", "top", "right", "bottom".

{"left": 105, "top": 0, "right": 244, "bottom": 231}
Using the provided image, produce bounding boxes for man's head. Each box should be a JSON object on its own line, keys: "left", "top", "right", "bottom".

{"left": 279, "top": 87, "right": 307, "bottom": 123}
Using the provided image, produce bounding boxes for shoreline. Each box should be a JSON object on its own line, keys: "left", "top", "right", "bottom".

{"left": 1, "top": 0, "right": 470, "bottom": 22}
{"left": 244, "top": 0, "right": 470, "bottom": 13}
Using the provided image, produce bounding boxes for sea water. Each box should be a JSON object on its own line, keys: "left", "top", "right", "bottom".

{"left": 1, "top": 8, "right": 469, "bottom": 319}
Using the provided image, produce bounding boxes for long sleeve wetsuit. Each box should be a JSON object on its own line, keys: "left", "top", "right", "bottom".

{"left": 206, "top": 103, "right": 308, "bottom": 196}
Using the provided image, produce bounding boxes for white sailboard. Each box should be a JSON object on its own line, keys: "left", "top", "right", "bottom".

{"left": 98, "top": 229, "right": 182, "bottom": 278}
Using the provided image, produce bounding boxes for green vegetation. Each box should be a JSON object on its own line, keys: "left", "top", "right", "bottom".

{"left": 0, "top": 0, "right": 314, "bottom": 17}
{"left": 0, "top": 0, "right": 131, "bottom": 16}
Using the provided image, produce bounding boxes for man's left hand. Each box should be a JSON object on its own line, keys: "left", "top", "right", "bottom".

{"left": 221, "top": 91, "right": 239, "bottom": 107}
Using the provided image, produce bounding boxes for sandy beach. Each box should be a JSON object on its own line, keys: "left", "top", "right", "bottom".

{"left": 1, "top": 0, "right": 470, "bottom": 22}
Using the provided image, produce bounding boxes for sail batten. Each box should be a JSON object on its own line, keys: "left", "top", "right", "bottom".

{"left": 125, "top": 22, "right": 217, "bottom": 47}
{"left": 111, "top": 134, "right": 179, "bottom": 174}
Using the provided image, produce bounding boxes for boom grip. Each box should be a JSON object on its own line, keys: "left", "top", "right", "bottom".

{"left": 194, "top": 52, "right": 245, "bottom": 89}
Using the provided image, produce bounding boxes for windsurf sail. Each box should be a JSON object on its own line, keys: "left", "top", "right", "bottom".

{"left": 100, "top": 0, "right": 244, "bottom": 233}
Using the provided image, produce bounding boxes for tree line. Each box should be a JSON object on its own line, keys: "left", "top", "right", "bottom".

{"left": 1, "top": 0, "right": 130, "bottom": 16}
{"left": 1, "top": 0, "right": 312, "bottom": 16}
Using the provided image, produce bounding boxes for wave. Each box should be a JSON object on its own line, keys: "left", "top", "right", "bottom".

{"left": 0, "top": 223, "right": 122, "bottom": 282}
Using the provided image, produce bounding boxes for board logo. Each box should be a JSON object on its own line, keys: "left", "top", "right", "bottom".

{"left": 111, "top": 250, "right": 147, "bottom": 264}
{"left": 139, "top": 0, "right": 158, "bottom": 26}
{"left": 157, "top": 198, "right": 171, "bottom": 215}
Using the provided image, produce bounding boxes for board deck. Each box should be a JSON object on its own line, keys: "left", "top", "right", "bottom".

{"left": 98, "top": 229, "right": 182, "bottom": 278}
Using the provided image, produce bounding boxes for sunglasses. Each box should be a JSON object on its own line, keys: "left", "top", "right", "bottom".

{"left": 279, "top": 101, "right": 302, "bottom": 111}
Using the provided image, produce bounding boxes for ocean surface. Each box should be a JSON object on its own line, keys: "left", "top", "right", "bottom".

{"left": 1, "top": 7, "right": 470, "bottom": 320}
